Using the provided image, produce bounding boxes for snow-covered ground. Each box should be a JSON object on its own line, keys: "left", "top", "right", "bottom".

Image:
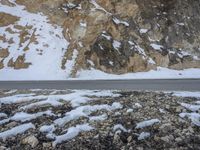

{"left": 0, "top": 90, "right": 122, "bottom": 146}
{"left": 1, "top": 89, "right": 200, "bottom": 148}
{"left": 74, "top": 67, "right": 200, "bottom": 80}
{"left": 1, "top": 66, "right": 200, "bottom": 80}
{"left": 172, "top": 91, "right": 200, "bottom": 98}
{"left": 0, "top": 1, "right": 70, "bottom": 80}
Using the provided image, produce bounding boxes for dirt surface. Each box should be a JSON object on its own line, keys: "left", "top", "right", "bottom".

{"left": 0, "top": 90, "right": 200, "bottom": 150}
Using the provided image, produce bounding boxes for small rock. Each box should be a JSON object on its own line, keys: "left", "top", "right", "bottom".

{"left": 175, "top": 106, "right": 183, "bottom": 113}
{"left": 178, "top": 118, "right": 187, "bottom": 123}
{"left": 161, "top": 135, "right": 174, "bottom": 143}
{"left": 182, "top": 108, "right": 187, "bottom": 113}
{"left": 159, "top": 108, "right": 166, "bottom": 113}
{"left": 43, "top": 142, "right": 52, "bottom": 148}
{"left": 161, "top": 136, "right": 170, "bottom": 143}
{"left": 113, "top": 132, "right": 121, "bottom": 143}
{"left": 159, "top": 123, "right": 173, "bottom": 133}
{"left": 138, "top": 132, "right": 150, "bottom": 140}
{"left": 174, "top": 129, "right": 181, "bottom": 134}
{"left": 126, "top": 109, "right": 134, "bottom": 113}
{"left": 165, "top": 105, "right": 170, "bottom": 110}
{"left": 22, "top": 135, "right": 39, "bottom": 148}
{"left": 188, "top": 126, "right": 194, "bottom": 133}
{"left": 136, "top": 147, "right": 144, "bottom": 150}
{"left": 6, "top": 121, "right": 17, "bottom": 128}
{"left": 175, "top": 137, "right": 182, "bottom": 142}
{"left": 134, "top": 103, "right": 142, "bottom": 108}
{"left": 127, "top": 136, "right": 132, "bottom": 142}
{"left": 154, "top": 135, "right": 160, "bottom": 141}
{"left": 114, "top": 112, "right": 121, "bottom": 116}
{"left": 129, "top": 147, "right": 134, "bottom": 150}
{"left": 0, "top": 146, "right": 7, "bottom": 150}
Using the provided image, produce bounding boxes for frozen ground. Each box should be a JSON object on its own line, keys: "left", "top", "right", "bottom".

{"left": 75, "top": 67, "right": 200, "bottom": 80}
{"left": 1, "top": 89, "right": 200, "bottom": 149}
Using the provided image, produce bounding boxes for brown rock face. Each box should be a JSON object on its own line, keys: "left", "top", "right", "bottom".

{"left": 59, "top": 0, "right": 200, "bottom": 75}
{"left": 0, "top": 48, "right": 9, "bottom": 58}
{"left": 0, "top": 60, "right": 4, "bottom": 69}
{"left": 1, "top": 0, "right": 200, "bottom": 76}
{"left": 0, "top": 12, "right": 19, "bottom": 27}
{"left": 8, "top": 55, "right": 31, "bottom": 69}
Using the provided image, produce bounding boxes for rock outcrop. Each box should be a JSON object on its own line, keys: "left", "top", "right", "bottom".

{"left": 61, "top": 0, "right": 200, "bottom": 75}
{"left": 0, "top": 0, "right": 200, "bottom": 77}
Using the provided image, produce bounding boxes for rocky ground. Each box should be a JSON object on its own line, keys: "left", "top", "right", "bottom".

{"left": 0, "top": 89, "right": 200, "bottom": 150}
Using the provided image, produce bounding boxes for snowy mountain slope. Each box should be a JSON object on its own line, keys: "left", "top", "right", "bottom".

{"left": 0, "top": 0, "right": 200, "bottom": 80}
{"left": 0, "top": 0, "right": 71, "bottom": 79}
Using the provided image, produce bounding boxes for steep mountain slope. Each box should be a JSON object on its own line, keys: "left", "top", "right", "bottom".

{"left": 0, "top": 0, "right": 200, "bottom": 79}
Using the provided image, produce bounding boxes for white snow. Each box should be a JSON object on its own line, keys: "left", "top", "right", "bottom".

{"left": 140, "top": 29, "right": 148, "bottom": 34}
{"left": 179, "top": 113, "right": 200, "bottom": 126}
{"left": 0, "top": 90, "right": 120, "bottom": 108}
{"left": 138, "top": 132, "right": 150, "bottom": 140}
{"left": 113, "top": 40, "right": 121, "bottom": 50}
{"left": 128, "top": 41, "right": 156, "bottom": 64}
{"left": 39, "top": 125, "right": 56, "bottom": 140}
{"left": 113, "top": 124, "right": 128, "bottom": 132}
{"left": 53, "top": 124, "right": 93, "bottom": 147}
{"left": 0, "top": 93, "right": 37, "bottom": 104}
{"left": 65, "top": 49, "right": 78, "bottom": 77}
{"left": 80, "top": 22, "right": 87, "bottom": 28}
{"left": 172, "top": 92, "right": 200, "bottom": 98}
{"left": 180, "top": 103, "right": 200, "bottom": 112}
{"left": 20, "top": 98, "right": 63, "bottom": 110}
{"left": 89, "top": 114, "right": 107, "bottom": 122}
{"left": 87, "top": 60, "right": 95, "bottom": 66}
{"left": 54, "top": 102, "right": 122, "bottom": 127}
{"left": 0, "top": 1, "right": 69, "bottom": 80}
{"left": 134, "top": 103, "right": 143, "bottom": 108}
{"left": 136, "top": 119, "right": 160, "bottom": 129}
{"left": 0, "top": 90, "right": 123, "bottom": 144}
{"left": 148, "top": 58, "right": 156, "bottom": 65}
{"left": 150, "top": 43, "right": 164, "bottom": 51}
{"left": 128, "top": 41, "right": 147, "bottom": 57}
{"left": 98, "top": 44, "right": 104, "bottom": 50}
{"left": 75, "top": 67, "right": 200, "bottom": 80}
{"left": 0, "top": 113, "right": 7, "bottom": 118}
{"left": 109, "top": 61, "right": 114, "bottom": 66}
{"left": 0, "top": 111, "right": 55, "bottom": 125}
{"left": 113, "top": 17, "right": 129, "bottom": 26}
{"left": 102, "top": 33, "right": 112, "bottom": 40}
{"left": 66, "top": 2, "right": 77, "bottom": 9}
{"left": 4, "top": 90, "right": 17, "bottom": 94}
{"left": 126, "top": 109, "right": 134, "bottom": 113}
{"left": 177, "top": 23, "right": 185, "bottom": 26}
{"left": 0, "top": 118, "right": 10, "bottom": 125}
{"left": 177, "top": 92, "right": 200, "bottom": 126}
{"left": 40, "top": 125, "right": 55, "bottom": 133}
{"left": 11, "top": 111, "right": 55, "bottom": 122}
{"left": 90, "top": 0, "right": 111, "bottom": 15}
{"left": 159, "top": 108, "right": 166, "bottom": 114}
{"left": 0, "top": 123, "right": 35, "bottom": 140}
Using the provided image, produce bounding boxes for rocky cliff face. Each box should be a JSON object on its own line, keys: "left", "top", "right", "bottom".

{"left": 0, "top": 0, "right": 200, "bottom": 77}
